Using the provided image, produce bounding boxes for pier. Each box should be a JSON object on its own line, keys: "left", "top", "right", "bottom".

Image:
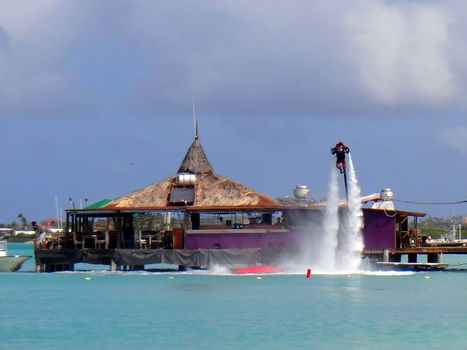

{"left": 33, "top": 133, "right": 467, "bottom": 273}
{"left": 364, "top": 244, "right": 467, "bottom": 270}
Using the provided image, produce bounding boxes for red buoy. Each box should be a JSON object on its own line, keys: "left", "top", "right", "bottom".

{"left": 306, "top": 268, "right": 312, "bottom": 278}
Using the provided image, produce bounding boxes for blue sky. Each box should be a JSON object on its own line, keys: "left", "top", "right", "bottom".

{"left": 1, "top": 1, "right": 467, "bottom": 222}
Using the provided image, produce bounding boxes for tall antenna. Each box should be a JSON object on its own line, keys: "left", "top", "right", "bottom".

{"left": 192, "top": 94, "right": 199, "bottom": 140}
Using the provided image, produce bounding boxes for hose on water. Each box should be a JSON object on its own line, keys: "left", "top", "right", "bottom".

{"left": 394, "top": 199, "right": 467, "bottom": 205}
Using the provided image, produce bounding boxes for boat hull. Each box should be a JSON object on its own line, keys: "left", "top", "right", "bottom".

{"left": 0, "top": 256, "right": 31, "bottom": 272}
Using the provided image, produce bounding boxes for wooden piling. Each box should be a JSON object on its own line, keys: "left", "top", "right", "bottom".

{"left": 427, "top": 253, "right": 442, "bottom": 263}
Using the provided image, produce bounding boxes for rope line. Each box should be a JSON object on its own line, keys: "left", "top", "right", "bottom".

{"left": 394, "top": 199, "right": 467, "bottom": 205}
{"left": 447, "top": 262, "right": 467, "bottom": 267}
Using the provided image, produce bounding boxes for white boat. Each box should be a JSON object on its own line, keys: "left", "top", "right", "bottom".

{"left": 0, "top": 240, "right": 31, "bottom": 272}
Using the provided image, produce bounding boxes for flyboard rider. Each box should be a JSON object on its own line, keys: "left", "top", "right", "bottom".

{"left": 331, "top": 141, "right": 350, "bottom": 174}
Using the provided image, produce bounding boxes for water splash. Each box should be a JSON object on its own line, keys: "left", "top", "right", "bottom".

{"left": 287, "top": 154, "right": 364, "bottom": 273}
{"left": 337, "top": 154, "right": 364, "bottom": 271}
{"left": 316, "top": 164, "right": 340, "bottom": 272}
{"left": 311, "top": 154, "right": 363, "bottom": 273}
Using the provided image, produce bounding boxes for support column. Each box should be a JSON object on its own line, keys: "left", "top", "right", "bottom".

{"left": 110, "top": 258, "right": 117, "bottom": 272}
{"left": 427, "top": 253, "right": 442, "bottom": 263}
{"left": 383, "top": 249, "right": 389, "bottom": 262}
{"left": 408, "top": 254, "right": 417, "bottom": 263}
{"left": 389, "top": 254, "right": 401, "bottom": 262}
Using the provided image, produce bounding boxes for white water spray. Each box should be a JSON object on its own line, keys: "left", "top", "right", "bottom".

{"left": 317, "top": 164, "right": 340, "bottom": 271}
{"left": 337, "top": 154, "right": 364, "bottom": 271}
{"left": 314, "top": 154, "right": 363, "bottom": 273}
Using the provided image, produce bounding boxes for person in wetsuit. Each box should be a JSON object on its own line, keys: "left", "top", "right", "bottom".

{"left": 331, "top": 142, "right": 350, "bottom": 174}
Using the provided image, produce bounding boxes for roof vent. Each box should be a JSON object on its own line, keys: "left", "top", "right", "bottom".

{"left": 294, "top": 185, "right": 310, "bottom": 199}
{"left": 380, "top": 188, "right": 394, "bottom": 201}
{"left": 177, "top": 173, "right": 196, "bottom": 186}
{"left": 372, "top": 188, "right": 395, "bottom": 210}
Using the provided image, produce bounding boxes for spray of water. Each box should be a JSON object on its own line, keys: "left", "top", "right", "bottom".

{"left": 284, "top": 153, "right": 364, "bottom": 273}
{"left": 309, "top": 154, "right": 364, "bottom": 273}
{"left": 337, "top": 154, "right": 364, "bottom": 271}
{"left": 316, "top": 164, "right": 340, "bottom": 272}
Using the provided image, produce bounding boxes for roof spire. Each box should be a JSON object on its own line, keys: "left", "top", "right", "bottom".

{"left": 177, "top": 138, "right": 214, "bottom": 175}
{"left": 192, "top": 94, "right": 198, "bottom": 140}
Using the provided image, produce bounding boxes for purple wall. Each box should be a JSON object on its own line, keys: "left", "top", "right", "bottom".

{"left": 186, "top": 209, "right": 396, "bottom": 251}
{"left": 362, "top": 209, "right": 396, "bottom": 250}
{"left": 185, "top": 230, "right": 304, "bottom": 250}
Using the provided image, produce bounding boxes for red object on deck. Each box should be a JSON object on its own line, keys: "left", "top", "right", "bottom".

{"left": 306, "top": 268, "right": 312, "bottom": 278}
{"left": 172, "top": 228, "right": 184, "bottom": 249}
{"left": 233, "top": 265, "right": 282, "bottom": 274}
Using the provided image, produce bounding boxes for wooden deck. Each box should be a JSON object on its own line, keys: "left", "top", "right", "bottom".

{"left": 364, "top": 245, "right": 467, "bottom": 255}
{"left": 376, "top": 262, "right": 449, "bottom": 271}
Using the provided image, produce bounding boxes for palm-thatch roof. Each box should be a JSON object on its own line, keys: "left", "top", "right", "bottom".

{"left": 103, "top": 173, "right": 281, "bottom": 209}
{"left": 177, "top": 138, "right": 213, "bottom": 175}
{"left": 102, "top": 137, "right": 282, "bottom": 210}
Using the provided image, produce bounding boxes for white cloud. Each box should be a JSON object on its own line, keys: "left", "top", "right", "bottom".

{"left": 124, "top": 0, "right": 467, "bottom": 115}
{"left": 347, "top": 2, "right": 454, "bottom": 105}
{"left": 0, "top": 0, "right": 467, "bottom": 119}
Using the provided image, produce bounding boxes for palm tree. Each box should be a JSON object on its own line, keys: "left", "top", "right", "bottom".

{"left": 17, "top": 213, "right": 29, "bottom": 229}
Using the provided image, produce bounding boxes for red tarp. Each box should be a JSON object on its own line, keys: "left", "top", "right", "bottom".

{"left": 232, "top": 265, "right": 282, "bottom": 274}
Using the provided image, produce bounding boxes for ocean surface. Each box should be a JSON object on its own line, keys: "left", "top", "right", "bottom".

{"left": 1, "top": 243, "right": 467, "bottom": 350}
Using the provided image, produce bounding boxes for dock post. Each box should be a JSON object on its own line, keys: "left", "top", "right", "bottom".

{"left": 389, "top": 254, "right": 401, "bottom": 262}
{"left": 427, "top": 253, "right": 442, "bottom": 263}
{"left": 408, "top": 254, "right": 417, "bottom": 263}
{"left": 35, "top": 262, "right": 43, "bottom": 273}
{"left": 383, "top": 249, "right": 389, "bottom": 262}
{"left": 110, "top": 258, "right": 116, "bottom": 272}
{"left": 35, "top": 253, "right": 43, "bottom": 273}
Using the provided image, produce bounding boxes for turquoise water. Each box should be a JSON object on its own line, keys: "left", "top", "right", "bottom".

{"left": 2, "top": 244, "right": 467, "bottom": 349}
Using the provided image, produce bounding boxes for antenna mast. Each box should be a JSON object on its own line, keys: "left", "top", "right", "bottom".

{"left": 192, "top": 95, "right": 198, "bottom": 140}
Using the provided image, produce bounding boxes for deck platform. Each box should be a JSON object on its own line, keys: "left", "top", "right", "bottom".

{"left": 364, "top": 246, "right": 467, "bottom": 255}
{"left": 35, "top": 247, "right": 294, "bottom": 272}
{"left": 364, "top": 245, "right": 467, "bottom": 270}
{"left": 376, "top": 262, "right": 449, "bottom": 271}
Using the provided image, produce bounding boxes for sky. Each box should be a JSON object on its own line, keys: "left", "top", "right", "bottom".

{"left": 1, "top": 0, "right": 467, "bottom": 223}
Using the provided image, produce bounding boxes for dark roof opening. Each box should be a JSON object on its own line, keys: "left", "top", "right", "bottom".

{"left": 169, "top": 187, "right": 195, "bottom": 205}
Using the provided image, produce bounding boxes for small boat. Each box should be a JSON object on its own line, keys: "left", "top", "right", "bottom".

{"left": 0, "top": 240, "right": 31, "bottom": 272}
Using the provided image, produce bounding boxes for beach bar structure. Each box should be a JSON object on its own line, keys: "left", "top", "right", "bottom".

{"left": 35, "top": 135, "right": 465, "bottom": 272}
{"left": 36, "top": 135, "right": 298, "bottom": 271}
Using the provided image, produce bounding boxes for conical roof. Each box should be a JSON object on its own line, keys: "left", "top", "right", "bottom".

{"left": 101, "top": 136, "right": 283, "bottom": 210}
{"left": 177, "top": 138, "right": 214, "bottom": 175}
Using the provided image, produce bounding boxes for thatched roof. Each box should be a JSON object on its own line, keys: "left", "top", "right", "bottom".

{"left": 101, "top": 137, "right": 282, "bottom": 210}
{"left": 103, "top": 173, "right": 281, "bottom": 209}
{"left": 177, "top": 139, "right": 213, "bottom": 175}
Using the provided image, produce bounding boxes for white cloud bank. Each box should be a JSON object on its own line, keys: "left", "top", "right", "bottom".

{"left": 0, "top": 0, "right": 466, "bottom": 118}
{"left": 347, "top": 3, "right": 454, "bottom": 105}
